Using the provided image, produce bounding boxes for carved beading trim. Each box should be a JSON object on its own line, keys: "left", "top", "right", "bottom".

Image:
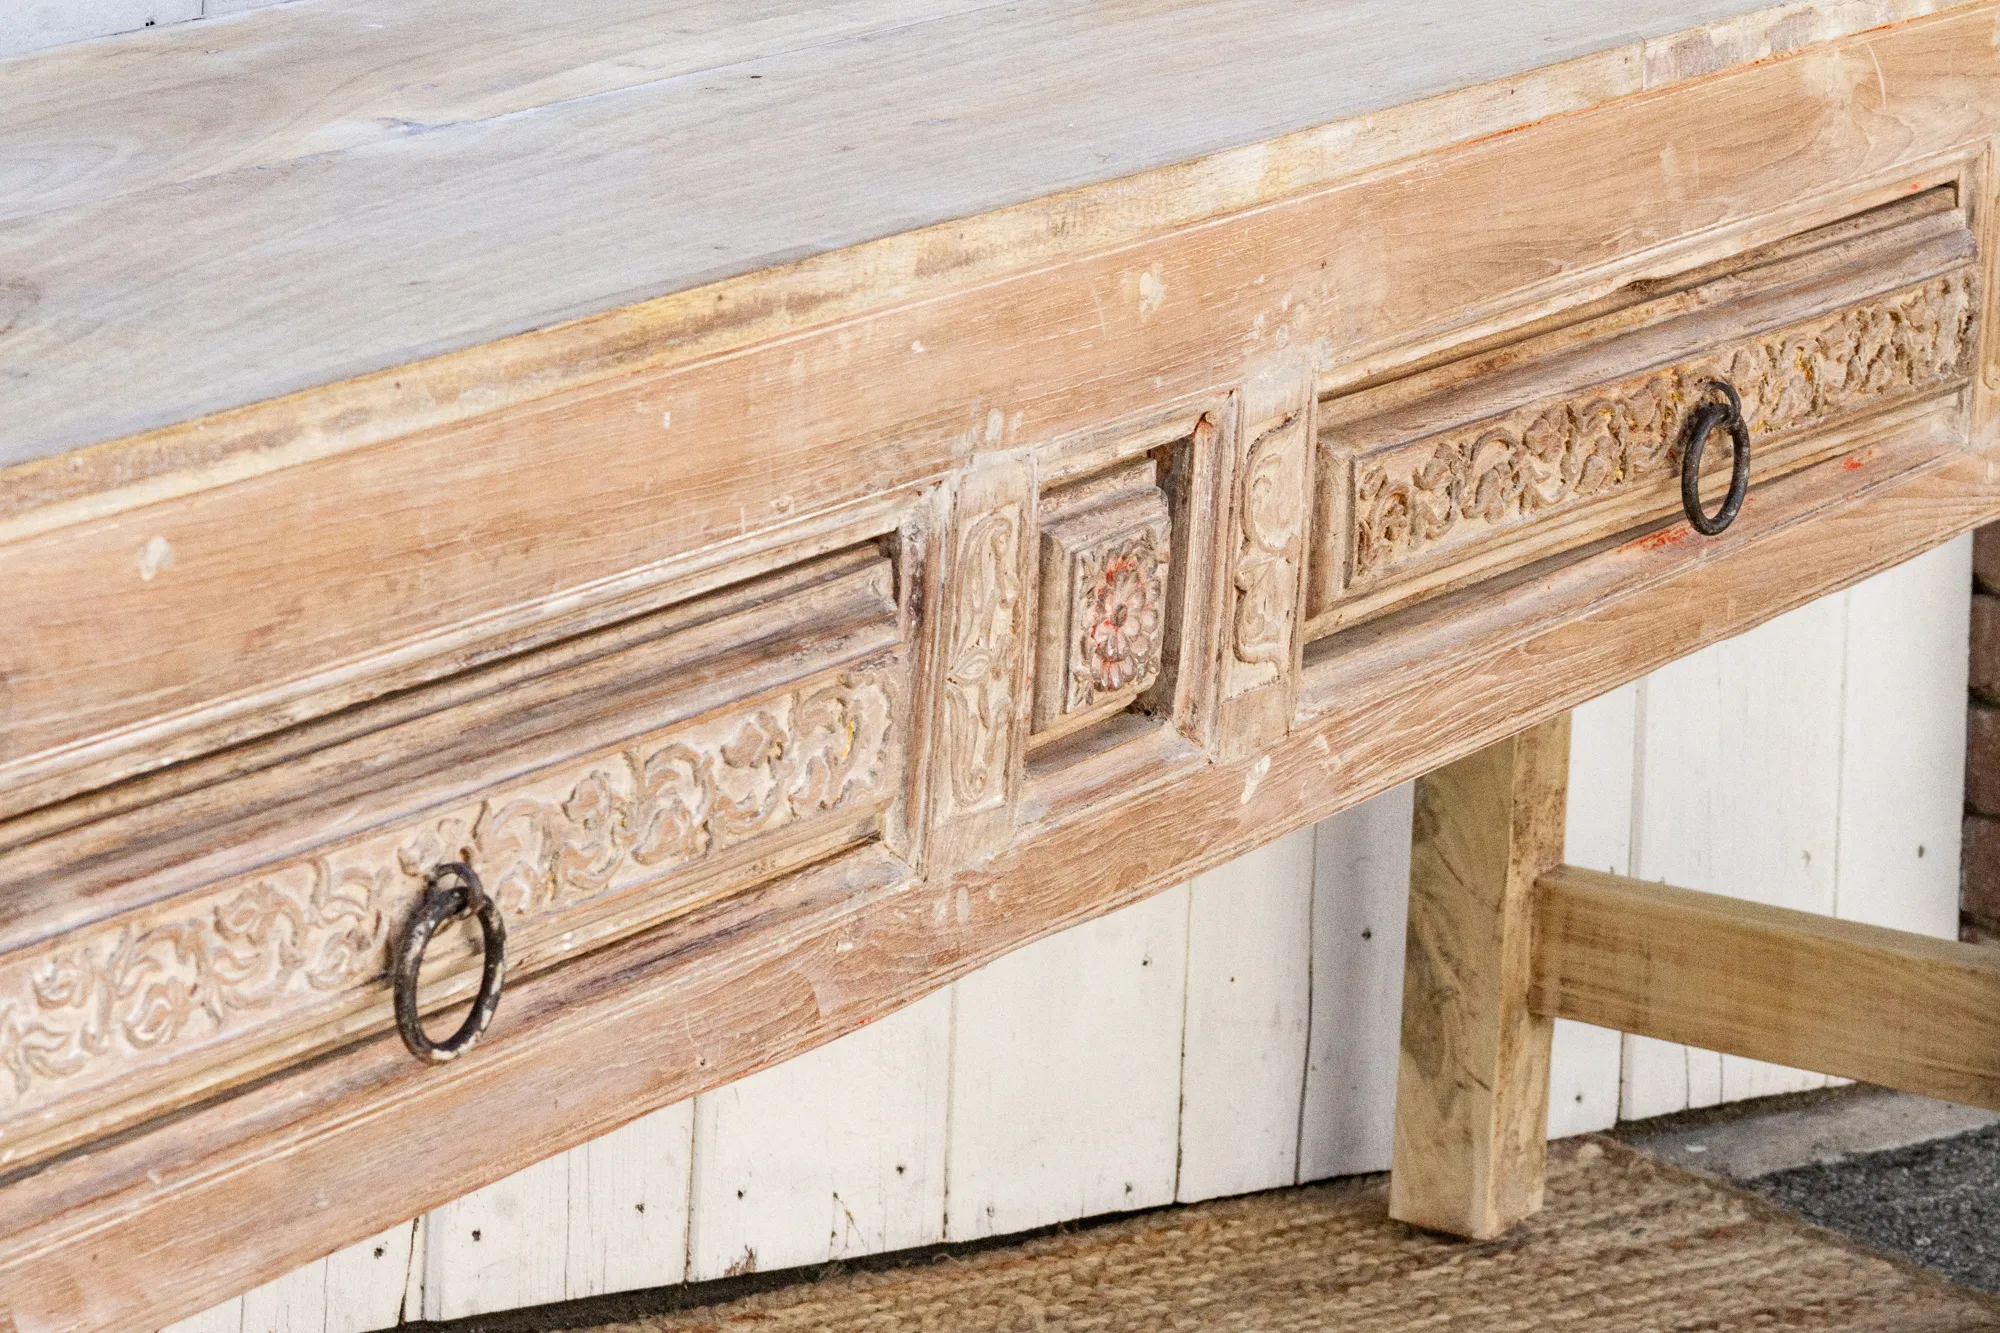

{"left": 1349, "top": 272, "right": 1979, "bottom": 584}
{"left": 0, "top": 665, "right": 900, "bottom": 1131}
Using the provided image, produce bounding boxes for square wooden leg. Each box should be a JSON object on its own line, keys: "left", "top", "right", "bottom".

{"left": 1389, "top": 714, "right": 1568, "bottom": 1238}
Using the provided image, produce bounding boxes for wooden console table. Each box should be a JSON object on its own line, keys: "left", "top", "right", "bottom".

{"left": 4, "top": 2, "right": 1999, "bottom": 1326}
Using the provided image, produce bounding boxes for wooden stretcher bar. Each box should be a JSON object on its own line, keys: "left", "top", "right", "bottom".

{"left": 1392, "top": 714, "right": 2000, "bottom": 1241}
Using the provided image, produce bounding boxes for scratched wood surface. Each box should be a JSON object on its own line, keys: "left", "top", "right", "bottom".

{"left": 1389, "top": 715, "right": 1569, "bottom": 1239}
{"left": 1536, "top": 865, "right": 2000, "bottom": 1109}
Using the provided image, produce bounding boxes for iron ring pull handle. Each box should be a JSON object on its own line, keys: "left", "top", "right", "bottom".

{"left": 393, "top": 861, "right": 507, "bottom": 1064}
{"left": 1680, "top": 378, "right": 1752, "bottom": 537}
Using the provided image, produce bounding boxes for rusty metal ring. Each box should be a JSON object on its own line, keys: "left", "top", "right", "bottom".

{"left": 1680, "top": 378, "right": 1751, "bottom": 536}
{"left": 393, "top": 862, "right": 506, "bottom": 1064}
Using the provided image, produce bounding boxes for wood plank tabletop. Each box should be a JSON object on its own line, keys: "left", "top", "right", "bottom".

{"left": 0, "top": 0, "right": 1956, "bottom": 469}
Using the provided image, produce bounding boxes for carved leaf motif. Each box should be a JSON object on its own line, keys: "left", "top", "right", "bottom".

{"left": 1350, "top": 271, "right": 1978, "bottom": 581}
{"left": 942, "top": 507, "right": 1022, "bottom": 812}
{"left": 1234, "top": 414, "right": 1307, "bottom": 677}
{"left": 0, "top": 670, "right": 898, "bottom": 1120}
{"left": 630, "top": 743, "right": 713, "bottom": 868}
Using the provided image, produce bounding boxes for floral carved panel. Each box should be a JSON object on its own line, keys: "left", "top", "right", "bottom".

{"left": 1033, "top": 487, "right": 1171, "bottom": 731}
{"left": 1348, "top": 271, "right": 1979, "bottom": 587}
{"left": 0, "top": 660, "right": 902, "bottom": 1154}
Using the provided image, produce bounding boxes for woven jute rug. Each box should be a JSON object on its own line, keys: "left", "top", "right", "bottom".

{"left": 599, "top": 1139, "right": 2000, "bottom": 1332}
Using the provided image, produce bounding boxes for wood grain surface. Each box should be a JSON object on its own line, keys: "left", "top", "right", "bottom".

{"left": 6, "top": 9, "right": 1994, "bottom": 824}
{"left": 1389, "top": 716, "right": 1567, "bottom": 1239}
{"left": 1533, "top": 866, "right": 2000, "bottom": 1111}
{"left": 0, "top": 0, "right": 1955, "bottom": 474}
{"left": 9, "top": 422, "right": 1993, "bottom": 1332}
{"left": 2, "top": 4, "right": 1998, "bottom": 1327}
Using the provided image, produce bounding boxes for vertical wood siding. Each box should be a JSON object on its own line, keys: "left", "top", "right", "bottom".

{"left": 166, "top": 541, "right": 1973, "bottom": 1332}
{"left": 1178, "top": 830, "right": 1316, "bottom": 1204}
{"left": 946, "top": 886, "right": 1190, "bottom": 1239}
{"left": 687, "top": 991, "right": 948, "bottom": 1280}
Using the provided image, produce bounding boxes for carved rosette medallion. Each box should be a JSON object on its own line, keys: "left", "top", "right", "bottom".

{"left": 1350, "top": 272, "right": 1979, "bottom": 584}
{"left": 1033, "top": 487, "right": 1171, "bottom": 730}
{"left": 1228, "top": 411, "right": 1311, "bottom": 695}
{"left": 0, "top": 666, "right": 900, "bottom": 1134}
{"left": 1076, "top": 537, "right": 1166, "bottom": 699}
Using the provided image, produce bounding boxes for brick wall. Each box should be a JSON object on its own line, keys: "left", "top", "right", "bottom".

{"left": 1967, "top": 527, "right": 2000, "bottom": 940}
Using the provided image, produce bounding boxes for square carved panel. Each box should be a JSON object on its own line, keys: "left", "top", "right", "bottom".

{"left": 1033, "top": 481, "right": 1171, "bottom": 734}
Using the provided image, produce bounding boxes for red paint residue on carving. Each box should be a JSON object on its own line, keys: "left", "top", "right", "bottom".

{"left": 1628, "top": 524, "right": 1690, "bottom": 553}
{"left": 1841, "top": 448, "right": 1878, "bottom": 471}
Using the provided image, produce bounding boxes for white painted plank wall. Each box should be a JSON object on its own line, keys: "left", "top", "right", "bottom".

{"left": 687, "top": 989, "right": 948, "bottom": 1280}
{"left": 946, "top": 884, "right": 1190, "bottom": 1238}
{"left": 1619, "top": 536, "right": 1971, "bottom": 1119}
{"left": 1178, "top": 831, "right": 1316, "bottom": 1204}
{"left": 167, "top": 544, "right": 1972, "bottom": 1333}
{"left": 1298, "top": 785, "right": 1412, "bottom": 1180}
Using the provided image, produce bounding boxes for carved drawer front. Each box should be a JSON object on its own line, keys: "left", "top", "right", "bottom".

{"left": 1307, "top": 186, "right": 1983, "bottom": 639}
{"left": 0, "top": 547, "right": 908, "bottom": 1171}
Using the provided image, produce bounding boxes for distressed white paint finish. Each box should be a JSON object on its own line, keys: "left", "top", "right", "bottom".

{"left": 688, "top": 991, "right": 949, "bottom": 1280}
{"left": 422, "top": 1148, "right": 569, "bottom": 1320}
{"left": 174, "top": 1218, "right": 415, "bottom": 1333}
{"left": 1298, "top": 783, "right": 1414, "bottom": 1181}
{"left": 1622, "top": 595, "right": 1850, "bottom": 1117}
{"left": 160, "top": 1297, "right": 245, "bottom": 1333}
{"left": 568, "top": 1101, "right": 695, "bottom": 1299}
{"left": 323, "top": 1222, "right": 418, "bottom": 1333}
{"left": 397, "top": 1217, "right": 426, "bottom": 1326}
{"left": 240, "top": 1262, "right": 324, "bottom": 1333}
{"left": 1550, "top": 683, "right": 1640, "bottom": 1138}
{"left": 1177, "top": 827, "right": 1316, "bottom": 1203}
{"left": 1834, "top": 535, "right": 1971, "bottom": 937}
{"left": 945, "top": 884, "right": 1189, "bottom": 1239}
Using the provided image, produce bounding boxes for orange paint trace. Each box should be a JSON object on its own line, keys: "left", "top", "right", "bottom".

{"left": 1628, "top": 524, "right": 1690, "bottom": 553}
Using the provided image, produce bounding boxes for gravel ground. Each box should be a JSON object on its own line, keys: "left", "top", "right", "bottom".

{"left": 1619, "top": 1087, "right": 2000, "bottom": 1298}
{"left": 1748, "top": 1122, "right": 2000, "bottom": 1295}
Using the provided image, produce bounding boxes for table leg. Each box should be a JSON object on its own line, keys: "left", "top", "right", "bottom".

{"left": 1389, "top": 714, "right": 1568, "bottom": 1238}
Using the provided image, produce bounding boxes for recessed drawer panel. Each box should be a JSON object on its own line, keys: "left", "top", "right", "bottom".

{"left": 0, "top": 546, "right": 909, "bottom": 1170}
{"left": 1308, "top": 187, "right": 1982, "bottom": 637}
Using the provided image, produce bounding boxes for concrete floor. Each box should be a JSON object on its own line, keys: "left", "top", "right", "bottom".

{"left": 1620, "top": 1085, "right": 2000, "bottom": 1295}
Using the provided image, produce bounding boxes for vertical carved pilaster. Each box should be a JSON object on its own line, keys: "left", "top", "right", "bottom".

{"left": 1215, "top": 365, "right": 1315, "bottom": 757}
{"left": 925, "top": 453, "right": 1035, "bottom": 867}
